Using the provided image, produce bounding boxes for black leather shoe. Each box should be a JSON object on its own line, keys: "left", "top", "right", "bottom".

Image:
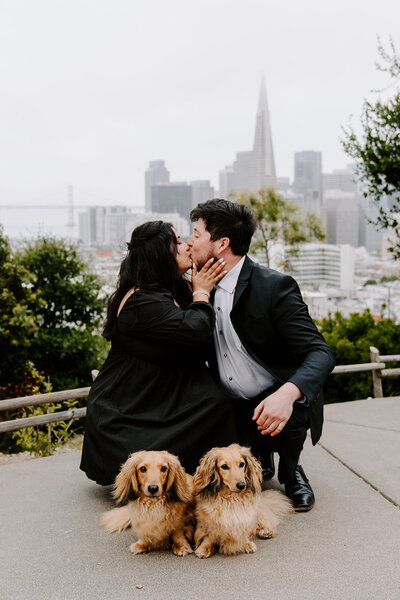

{"left": 285, "top": 464, "right": 315, "bottom": 512}
{"left": 260, "top": 452, "right": 275, "bottom": 490}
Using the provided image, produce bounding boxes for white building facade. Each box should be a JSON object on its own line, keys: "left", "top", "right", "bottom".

{"left": 288, "top": 243, "right": 355, "bottom": 292}
{"left": 78, "top": 207, "right": 189, "bottom": 248}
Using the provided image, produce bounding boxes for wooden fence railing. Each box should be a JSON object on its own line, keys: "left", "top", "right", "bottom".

{"left": 1, "top": 349, "right": 399, "bottom": 434}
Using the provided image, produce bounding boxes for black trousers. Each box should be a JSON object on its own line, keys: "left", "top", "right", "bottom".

{"left": 233, "top": 389, "right": 309, "bottom": 484}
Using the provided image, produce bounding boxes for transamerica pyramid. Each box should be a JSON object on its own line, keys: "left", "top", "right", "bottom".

{"left": 252, "top": 75, "right": 277, "bottom": 189}
{"left": 219, "top": 77, "right": 277, "bottom": 195}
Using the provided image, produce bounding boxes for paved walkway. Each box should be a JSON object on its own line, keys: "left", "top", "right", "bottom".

{"left": 1, "top": 398, "right": 399, "bottom": 600}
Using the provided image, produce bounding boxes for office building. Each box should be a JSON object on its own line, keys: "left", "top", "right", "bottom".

{"left": 144, "top": 160, "right": 170, "bottom": 212}
{"left": 78, "top": 206, "right": 189, "bottom": 247}
{"left": 190, "top": 180, "right": 214, "bottom": 208}
{"left": 145, "top": 161, "right": 214, "bottom": 222}
{"left": 150, "top": 182, "right": 192, "bottom": 223}
{"left": 78, "top": 206, "right": 129, "bottom": 246}
{"left": 219, "top": 164, "right": 235, "bottom": 198}
{"left": 363, "top": 198, "right": 386, "bottom": 253}
{"left": 323, "top": 191, "right": 359, "bottom": 247}
{"left": 288, "top": 243, "right": 355, "bottom": 291}
{"left": 323, "top": 167, "right": 356, "bottom": 193}
{"left": 293, "top": 151, "right": 323, "bottom": 214}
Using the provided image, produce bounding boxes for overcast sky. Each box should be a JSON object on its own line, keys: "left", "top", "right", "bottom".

{"left": 1, "top": 0, "right": 399, "bottom": 207}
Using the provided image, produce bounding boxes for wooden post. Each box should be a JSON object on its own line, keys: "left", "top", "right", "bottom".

{"left": 370, "top": 346, "right": 383, "bottom": 398}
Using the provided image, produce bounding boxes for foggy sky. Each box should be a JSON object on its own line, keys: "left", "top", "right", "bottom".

{"left": 1, "top": 0, "right": 399, "bottom": 207}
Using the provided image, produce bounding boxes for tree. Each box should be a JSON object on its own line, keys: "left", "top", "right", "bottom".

{"left": 0, "top": 229, "right": 108, "bottom": 393}
{"left": 0, "top": 226, "right": 38, "bottom": 386}
{"left": 318, "top": 310, "right": 400, "bottom": 403}
{"left": 15, "top": 236, "right": 109, "bottom": 390}
{"left": 342, "top": 37, "right": 400, "bottom": 259}
{"left": 235, "top": 187, "right": 325, "bottom": 268}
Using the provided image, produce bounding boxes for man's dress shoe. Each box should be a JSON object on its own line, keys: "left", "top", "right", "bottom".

{"left": 285, "top": 464, "right": 315, "bottom": 511}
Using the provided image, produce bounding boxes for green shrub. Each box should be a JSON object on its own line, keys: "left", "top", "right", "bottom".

{"left": 0, "top": 361, "right": 83, "bottom": 456}
{"left": 320, "top": 310, "right": 400, "bottom": 403}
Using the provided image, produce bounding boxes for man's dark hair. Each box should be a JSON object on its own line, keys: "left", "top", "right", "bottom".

{"left": 190, "top": 199, "right": 256, "bottom": 256}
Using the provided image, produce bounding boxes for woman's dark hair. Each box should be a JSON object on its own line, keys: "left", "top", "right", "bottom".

{"left": 190, "top": 199, "right": 256, "bottom": 256}
{"left": 103, "top": 221, "right": 191, "bottom": 339}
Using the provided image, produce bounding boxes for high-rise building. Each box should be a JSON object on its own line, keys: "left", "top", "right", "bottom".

{"left": 350, "top": 171, "right": 385, "bottom": 254}
{"left": 151, "top": 182, "right": 193, "bottom": 223}
{"left": 78, "top": 206, "right": 130, "bottom": 246}
{"left": 145, "top": 160, "right": 214, "bottom": 223}
{"left": 219, "top": 77, "right": 276, "bottom": 195}
{"left": 144, "top": 160, "right": 170, "bottom": 212}
{"left": 232, "top": 151, "right": 256, "bottom": 191}
{"left": 219, "top": 164, "right": 234, "bottom": 198}
{"left": 322, "top": 191, "right": 359, "bottom": 247}
{"left": 252, "top": 76, "right": 276, "bottom": 190}
{"left": 78, "top": 206, "right": 189, "bottom": 247}
{"left": 363, "top": 197, "right": 386, "bottom": 253}
{"left": 293, "top": 151, "right": 323, "bottom": 214}
{"left": 190, "top": 180, "right": 214, "bottom": 208}
{"left": 323, "top": 167, "right": 356, "bottom": 193}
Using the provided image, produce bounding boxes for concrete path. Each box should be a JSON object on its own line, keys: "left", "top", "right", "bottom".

{"left": 1, "top": 398, "right": 399, "bottom": 600}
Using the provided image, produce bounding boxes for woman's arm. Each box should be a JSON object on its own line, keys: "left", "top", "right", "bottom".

{"left": 119, "top": 258, "right": 228, "bottom": 346}
{"left": 119, "top": 291, "right": 215, "bottom": 346}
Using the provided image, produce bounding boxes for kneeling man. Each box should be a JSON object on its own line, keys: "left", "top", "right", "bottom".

{"left": 188, "top": 199, "right": 335, "bottom": 511}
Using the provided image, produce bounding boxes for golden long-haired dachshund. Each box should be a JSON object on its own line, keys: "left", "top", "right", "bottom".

{"left": 100, "top": 450, "right": 194, "bottom": 556}
{"left": 193, "top": 444, "right": 293, "bottom": 558}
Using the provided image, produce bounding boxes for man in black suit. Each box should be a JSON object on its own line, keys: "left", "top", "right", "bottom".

{"left": 187, "top": 199, "right": 335, "bottom": 511}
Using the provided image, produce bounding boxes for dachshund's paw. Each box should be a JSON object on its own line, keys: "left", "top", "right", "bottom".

{"left": 244, "top": 541, "right": 257, "bottom": 554}
{"left": 257, "top": 528, "right": 275, "bottom": 539}
{"left": 130, "top": 541, "right": 150, "bottom": 554}
{"left": 172, "top": 543, "right": 193, "bottom": 557}
{"left": 195, "top": 544, "right": 214, "bottom": 559}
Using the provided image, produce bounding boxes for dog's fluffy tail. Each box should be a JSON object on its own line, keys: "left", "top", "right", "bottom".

{"left": 100, "top": 506, "right": 131, "bottom": 533}
{"left": 261, "top": 489, "right": 293, "bottom": 516}
{"left": 256, "top": 490, "right": 293, "bottom": 536}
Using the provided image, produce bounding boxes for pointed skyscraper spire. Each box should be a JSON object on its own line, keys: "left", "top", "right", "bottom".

{"left": 252, "top": 77, "right": 276, "bottom": 189}
{"left": 219, "top": 77, "right": 277, "bottom": 195}
{"left": 257, "top": 74, "right": 269, "bottom": 113}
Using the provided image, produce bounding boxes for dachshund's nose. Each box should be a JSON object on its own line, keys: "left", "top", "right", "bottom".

{"left": 148, "top": 485, "right": 159, "bottom": 495}
{"left": 236, "top": 481, "right": 246, "bottom": 491}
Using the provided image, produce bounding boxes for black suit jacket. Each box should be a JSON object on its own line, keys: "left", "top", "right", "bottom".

{"left": 210, "top": 256, "right": 335, "bottom": 445}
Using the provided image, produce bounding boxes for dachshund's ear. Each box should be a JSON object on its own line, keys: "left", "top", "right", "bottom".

{"left": 193, "top": 448, "right": 221, "bottom": 497}
{"left": 112, "top": 453, "right": 141, "bottom": 503}
{"left": 164, "top": 452, "right": 193, "bottom": 503}
{"left": 242, "top": 447, "right": 262, "bottom": 494}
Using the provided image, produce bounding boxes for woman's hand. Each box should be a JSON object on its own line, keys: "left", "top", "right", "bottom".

{"left": 191, "top": 258, "right": 227, "bottom": 299}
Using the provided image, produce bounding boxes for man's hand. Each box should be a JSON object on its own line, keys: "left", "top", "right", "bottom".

{"left": 252, "top": 382, "right": 302, "bottom": 436}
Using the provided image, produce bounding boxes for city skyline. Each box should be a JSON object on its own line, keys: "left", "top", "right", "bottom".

{"left": 0, "top": 0, "right": 399, "bottom": 207}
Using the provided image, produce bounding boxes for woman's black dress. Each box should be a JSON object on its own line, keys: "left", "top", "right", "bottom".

{"left": 80, "top": 288, "right": 236, "bottom": 484}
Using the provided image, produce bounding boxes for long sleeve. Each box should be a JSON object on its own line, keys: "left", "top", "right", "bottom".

{"left": 269, "top": 274, "right": 335, "bottom": 402}
{"left": 117, "top": 289, "right": 215, "bottom": 347}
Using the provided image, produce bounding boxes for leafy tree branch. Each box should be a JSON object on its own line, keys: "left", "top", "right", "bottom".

{"left": 235, "top": 187, "right": 325, "bottom": 268}
{"left": 341, "top": 37, "right": 400, "bottom": 258}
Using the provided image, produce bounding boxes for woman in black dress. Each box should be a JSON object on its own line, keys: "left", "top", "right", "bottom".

{"left": 80, "top": 221, "right": 236, "bottom": 485}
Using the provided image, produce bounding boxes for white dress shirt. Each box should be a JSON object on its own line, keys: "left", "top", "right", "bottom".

{"left": 213, "top": 256, "right": 276, "bottom": 399}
